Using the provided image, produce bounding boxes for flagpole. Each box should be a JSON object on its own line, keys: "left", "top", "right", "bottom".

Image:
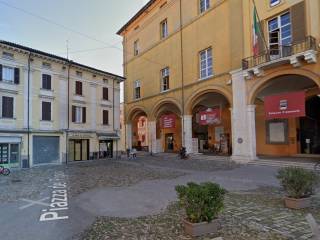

{"left": 252, "top": 0, "right": 269, "bottom": 53}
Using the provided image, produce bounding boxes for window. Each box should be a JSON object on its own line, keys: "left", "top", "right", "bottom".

{"left": 75, "top": 81, "right": 83, "bottom": 95}
{"left": 199, "top": 48, "right": 213, "bottom": 79}
{"left": 1, "top": 66, "right": 14, "bottom": 82}
{"left": 76, "top": 71, "right": 83, "bottom": 78}
{"left": 42, "top": 74, "right": 52, "bottom": 90}
{"left": 2, "top": 52, "right": 14, "bottom": 59}
{"left": 268, "top": 12, "right": 292, "bottom": 57}
{"left": 103, "top": 110, "right": 109, "bottom": 125}
{"left": 72, "top": 106, "right": 86, "bottom": 123}
{"left": 134, "top": 80, "right": 141, "bottom": 99}
{"left": 270, "top": 0, "right": 280, "bottom": 7}
{"left": 0, "top": 66, "right": 19, "bottom": 84}
{"left": 41, "top": 101, "right": 51, "bottom": 121}
{"left": 161, "top": 67, "right": 170, "bottom": 92}
{"left": 200, "top": 0, "right": 210, "bottom": 13}
{"left": 2, "top": 96, "right": 14, "bottom": 119}
{"left": 134, "top": 40, "right": 139, "bottom": 56}
{"left": 160, "top": 19, "right": 168, "bottom": 39}
{"left": 42, "top": 62, "right": 51, "bottom": 69}
{"left": 266, "top": 119, "right": 288, "bottom": 144}
{"left": 103, "top": 87, "right": 109, "bottom": 100}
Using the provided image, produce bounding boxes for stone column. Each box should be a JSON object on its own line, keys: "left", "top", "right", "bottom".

{"left": 230, "top": 69, "right": 257, "bottom": 162}
{"left": 247, "top": 105, "right": 257, "bottom": 159}
{"left": 125, "top": 123, "right": 132, "bottom": 150}
{"left": 148, "top": 121, "right": 157, "bottom": 154}
{"left": 183, "top": 115, "right": 193, "bottom": 153}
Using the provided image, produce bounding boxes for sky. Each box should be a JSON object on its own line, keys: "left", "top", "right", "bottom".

{"left": 0, "top": 0, "right": 149, "bottom": 77}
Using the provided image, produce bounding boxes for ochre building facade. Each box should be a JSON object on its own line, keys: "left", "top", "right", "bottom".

{"left": 118, "top": 0, "right": 320, "bottom": 161}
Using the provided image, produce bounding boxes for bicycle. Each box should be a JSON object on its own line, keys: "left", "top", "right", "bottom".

{"left": 0, "top": 165, "right": 10, "bottom": 176}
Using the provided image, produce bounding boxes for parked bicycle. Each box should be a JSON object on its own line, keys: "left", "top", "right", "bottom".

{"left": 0, "top": 165, "right": 10, "bottom": 176}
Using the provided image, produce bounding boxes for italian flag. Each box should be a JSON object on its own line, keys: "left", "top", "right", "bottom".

{"left": 252, "top": 6, "right": 260, "bottom": 56}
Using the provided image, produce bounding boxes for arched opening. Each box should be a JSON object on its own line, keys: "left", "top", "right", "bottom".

{"left": 154, "top": 102, "right": 182, "bottom": 153}
{"left": 191, "top": 92, "right": 232, "bottom": 155}
{"left": 128, "top": 108, "right": 149, "bottom": 152}
{"left": 253, "top": 74, "right": 320, "bottom": 157}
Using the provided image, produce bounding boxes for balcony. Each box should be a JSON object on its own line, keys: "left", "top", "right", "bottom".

{"left": 242, "top": 36, "right": 318, "bottom": 75}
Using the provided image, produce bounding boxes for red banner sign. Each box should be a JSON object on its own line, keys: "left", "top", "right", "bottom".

{"left": 264, "top": 91, "right": 306, "bottom": 119}
{"left": 199, "top": 108, "right": 221, "bottom": 125}
{"left": 161, "top": 114, "right": 176, "bottom": 129}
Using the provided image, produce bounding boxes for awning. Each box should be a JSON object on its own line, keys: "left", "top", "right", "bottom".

{"left": 97, "top": 133, "right": 120, "bottom": 140}
{"left": 0, "top": 136, "right": 22, "bottom": 143}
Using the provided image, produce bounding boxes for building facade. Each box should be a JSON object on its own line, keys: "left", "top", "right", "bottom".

{"left": 118, "top": 0, "right": 320, "bottom": 162}
{"left": 0, "top": 41, "right": 124, "bottom": 168}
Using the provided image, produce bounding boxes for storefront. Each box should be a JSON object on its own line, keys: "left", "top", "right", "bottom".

{"left": 98, "top": 133, "right": 120, "bottom": 159}
{"left": 33, "top": 136, "right": 60, "bottom": 165}
{"left": 157, "top": 113, "right": 181, "bottom": 152}
{"left": 69, "top": 139, "right": 90, "bottom": 161}
{"left": 0, "top": 136, "right": 21, "bottom": 168}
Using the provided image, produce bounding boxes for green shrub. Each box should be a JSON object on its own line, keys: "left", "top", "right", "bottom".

{"left": 277, "top": 167, "right": 320, "bottom": 199}
{"left": 175, "top": 182, "right": 226, "bottom": 223}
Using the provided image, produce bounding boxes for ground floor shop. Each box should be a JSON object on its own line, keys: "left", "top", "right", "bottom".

{"left": 0, "top": 131, "right": 119, "bottom": 168}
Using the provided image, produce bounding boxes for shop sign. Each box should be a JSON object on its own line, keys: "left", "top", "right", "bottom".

{"left": 265, "top": 91, "right": 305, "bottom": 119}
{"left": 199, "top": 108, "right": 221, "bottom": 125}
{"left": 161, "top": 114, "right": 176, "bottom": 129}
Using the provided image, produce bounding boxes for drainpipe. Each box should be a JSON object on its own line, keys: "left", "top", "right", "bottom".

{"left": 112, "top": 77, "right": 116, "bottom": 158}
{"left": 27, "top": 52, "right": 31, "bottom": 168}
{"left": 65, "top": 61, "right": 71, "bottom": 165}
{"left": 179, "top": 0, "right": 186, "bottom": 148}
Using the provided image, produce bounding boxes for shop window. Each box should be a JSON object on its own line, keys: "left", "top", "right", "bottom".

{"left": 266, "top": 119, "right": 289, "bottom": 144}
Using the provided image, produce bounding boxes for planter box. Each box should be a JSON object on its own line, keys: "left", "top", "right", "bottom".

{"left": 284, "top": 197, "right": 311, "bottom": 209}
{"left": 183, "top": 218, "right": 220, "bottom": 237}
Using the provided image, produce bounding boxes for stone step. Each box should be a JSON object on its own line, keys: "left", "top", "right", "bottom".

{"left": 248, "top": 159, "right": 316, "bottom": 170}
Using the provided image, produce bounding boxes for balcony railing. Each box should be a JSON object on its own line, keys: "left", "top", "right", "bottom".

{"left": 242, "top": 36, "right": 318, "bottom": 70}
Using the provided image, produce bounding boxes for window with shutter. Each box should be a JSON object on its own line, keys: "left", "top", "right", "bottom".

{"left": 75, "top": 81, "right": 83, "bottom": 95}
{"left": 82, "top": 107, "right": 86, "bottom": 123}
{"left": 42, "top": 101, "right": 51, "bottom": 121}
{"left": 291, "top": 1, "right": 306, "bottom": 44}
{"left": 42, "top": 74, "right": 52, "bottom": 90}
{"left": 72, "top": 106, "right": 76, "bottom": 122}
{"left": 103, "top": 88, "right": 109, "bottom": 100}
{"left": 2, "top": 96, "right": 14, "bottom": 119}
{"left": 2, "top": 66, "right": 14, "bottom": 83}
{"left": 103, "top": 110, "right": 109, "bottom": 125}
{"left": 14, "top": 68, "right": 20, "bottom": 84}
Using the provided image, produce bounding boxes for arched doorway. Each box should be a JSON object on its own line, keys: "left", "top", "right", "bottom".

{"left": 191, "top": 92, "right": 232, "bottom": 155}
{"left": 127, "top": 108, "right": 149, "bottom": 152}
{"left": 252, "top": 74, "right": 320, "bottom": 157}
{"left": 153, "top": 102, "right": 182, "bottom": 153}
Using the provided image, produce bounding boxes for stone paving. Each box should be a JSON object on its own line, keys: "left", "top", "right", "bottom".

{"left": 0, "top": 160, "right": 184, "bottom": 203}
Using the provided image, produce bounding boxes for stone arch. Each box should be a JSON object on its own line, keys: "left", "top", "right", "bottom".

{"left": 150, "top": 98, "right": 183, "bottom": 120}
{"left": 126, "top": 105, "right": 149, "bottom": 123}
{"left": 185, "top": 86, "right": 233, "bottom": 115}
{"left": 248, "top": 68, "right": 320, "bottom": 104}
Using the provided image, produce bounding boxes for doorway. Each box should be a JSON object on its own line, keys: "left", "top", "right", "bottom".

{"left": 99, "top": 140, "right": 113, "bottom": 158}
{"left": 165, "top": 133, "right": 174, "bottom": 152}
{"left": 69, "top": 139, "right": 89, "bottom": 161}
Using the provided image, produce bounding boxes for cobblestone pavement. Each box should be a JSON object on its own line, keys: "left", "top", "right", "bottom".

{"left": 0, "top": 160, "right": 184, "bottom": 203}
{"left": 80, "top": 187, "right": 320, "bottom": 240}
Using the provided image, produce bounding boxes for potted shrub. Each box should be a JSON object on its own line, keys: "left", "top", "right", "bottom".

{"left": 277, "top": 167, "right": 319, "bottom": 209}
{"left": 175, "top": 182, "right": 226, "bottom": 237}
